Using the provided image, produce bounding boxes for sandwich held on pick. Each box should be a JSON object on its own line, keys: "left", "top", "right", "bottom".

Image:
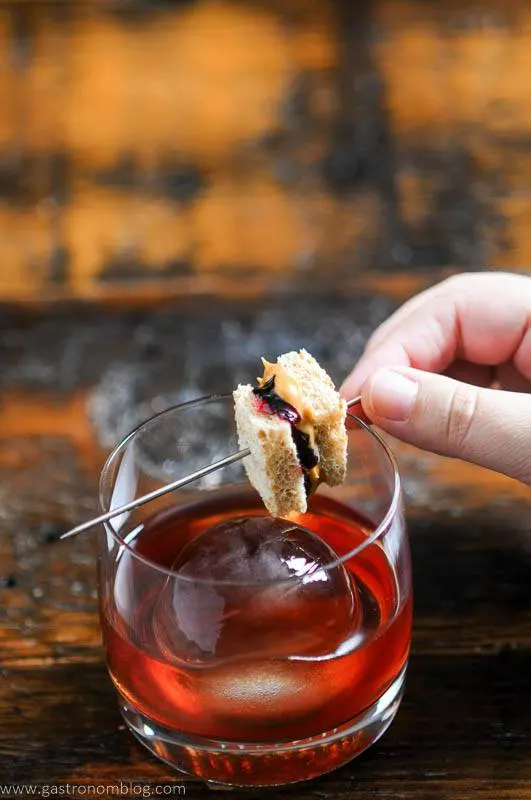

{"left": 233, "top": 349, "right": 348, "bottom": 516}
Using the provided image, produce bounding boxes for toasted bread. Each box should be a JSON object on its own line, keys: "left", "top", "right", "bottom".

{"left": 233, "top": 349, "right": 347, "bottom": 516}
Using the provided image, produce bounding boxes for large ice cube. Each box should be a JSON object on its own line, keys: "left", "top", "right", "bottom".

{"left": 153, "top": 515, "right": 358, "bottom": 664}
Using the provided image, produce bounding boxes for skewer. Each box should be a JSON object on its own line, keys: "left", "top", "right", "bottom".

{"left": 60, "top": 395, "right": 363, "bottom": 540}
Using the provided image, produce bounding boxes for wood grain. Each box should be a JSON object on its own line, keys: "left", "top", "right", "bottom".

{"left": 1, "top": 1, "right": 531, "bottom": 302}
{"left": 1, "top": 297, "right": 531, "bottom": 796}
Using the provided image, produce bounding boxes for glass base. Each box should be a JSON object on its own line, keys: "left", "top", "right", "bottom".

{"left": 119, "top": 664, "right": 407, "bottom": 788}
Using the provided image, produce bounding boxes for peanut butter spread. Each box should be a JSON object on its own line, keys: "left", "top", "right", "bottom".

{"left": 258, "top": 358, "right": 321, "bottom": 492}
{"left": 307, "top": 464, "right": 321, "bottom": 490}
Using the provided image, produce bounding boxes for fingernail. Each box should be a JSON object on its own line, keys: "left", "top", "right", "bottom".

{"left": 366, "top": 369, "right": 418, "bottom": 422}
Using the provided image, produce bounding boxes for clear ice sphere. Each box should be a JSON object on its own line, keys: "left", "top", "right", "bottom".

{"left": 153, "top": 515, "right": 358, "bottom": 664}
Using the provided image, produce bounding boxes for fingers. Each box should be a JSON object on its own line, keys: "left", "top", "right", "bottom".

{"left": 360, "top": 367, "right": 531, "bottom": 484}
{"left": 364, "top": 279, "right": 453, "bottom": 354}
{"left": 341, "top": 272, "right": 531, "bottom": 399}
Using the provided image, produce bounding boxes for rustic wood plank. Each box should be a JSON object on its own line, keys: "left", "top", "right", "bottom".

{"left": 2, "top": 2, "right": 531, "bottom": 300}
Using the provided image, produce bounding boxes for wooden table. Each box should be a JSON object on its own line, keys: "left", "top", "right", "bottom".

{"left": 1, "top": 288, "right": 531, "bottom": 799}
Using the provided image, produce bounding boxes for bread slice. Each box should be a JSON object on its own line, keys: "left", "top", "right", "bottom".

{"left": 277, "top": 349, "right": 347, "bottom": 485}
{"left": 233, "top": 349, "right": 348, "bottom": 516}
{"left": 233, "top": 384, "right": 307, "bottom": 516}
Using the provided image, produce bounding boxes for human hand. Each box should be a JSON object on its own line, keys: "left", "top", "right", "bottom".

{"left": 341, "top": 272, "right": 531, "bottom": 484}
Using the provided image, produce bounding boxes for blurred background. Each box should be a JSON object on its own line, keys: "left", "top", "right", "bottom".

{"left": 2, "top": 0, "right": 530, "bottom": 304}
{"left": 2, "top": 0, "right": 531, "bottom": 438}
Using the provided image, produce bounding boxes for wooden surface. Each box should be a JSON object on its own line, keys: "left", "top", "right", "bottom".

{"left": 2, "top": 0, "right": 531, "bottom": 301}
{"left": 1, "top": 291, "right": 531, "bottom": 798}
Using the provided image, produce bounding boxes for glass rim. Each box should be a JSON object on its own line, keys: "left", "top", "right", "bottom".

{"left": 98, "top": 394, "right": 402, "bottom": 582}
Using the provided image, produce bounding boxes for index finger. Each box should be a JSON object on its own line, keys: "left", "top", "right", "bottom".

{"left": 341, "top": 272, "right": 531, "bottom": 397}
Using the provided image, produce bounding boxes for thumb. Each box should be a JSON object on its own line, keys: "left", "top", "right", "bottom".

{"left": 361, "top": 367, "right": 531, "bottom": 484}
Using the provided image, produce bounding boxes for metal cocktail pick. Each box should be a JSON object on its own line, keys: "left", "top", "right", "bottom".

{"left": 60, "top": 395, "right": 363, "bottom": 540}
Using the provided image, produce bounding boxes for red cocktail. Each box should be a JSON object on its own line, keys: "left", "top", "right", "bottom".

{"left": 98, "top": 397, "right": 411, "bottom": 786}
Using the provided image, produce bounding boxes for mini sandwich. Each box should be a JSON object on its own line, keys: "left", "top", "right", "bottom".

{"left": 233, "top": 349, "right": 348, "bottom": 517}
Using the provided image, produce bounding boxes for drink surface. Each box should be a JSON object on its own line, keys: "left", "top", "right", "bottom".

{"left": 103, "top": 488, "right": 411, "bottom": 742}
